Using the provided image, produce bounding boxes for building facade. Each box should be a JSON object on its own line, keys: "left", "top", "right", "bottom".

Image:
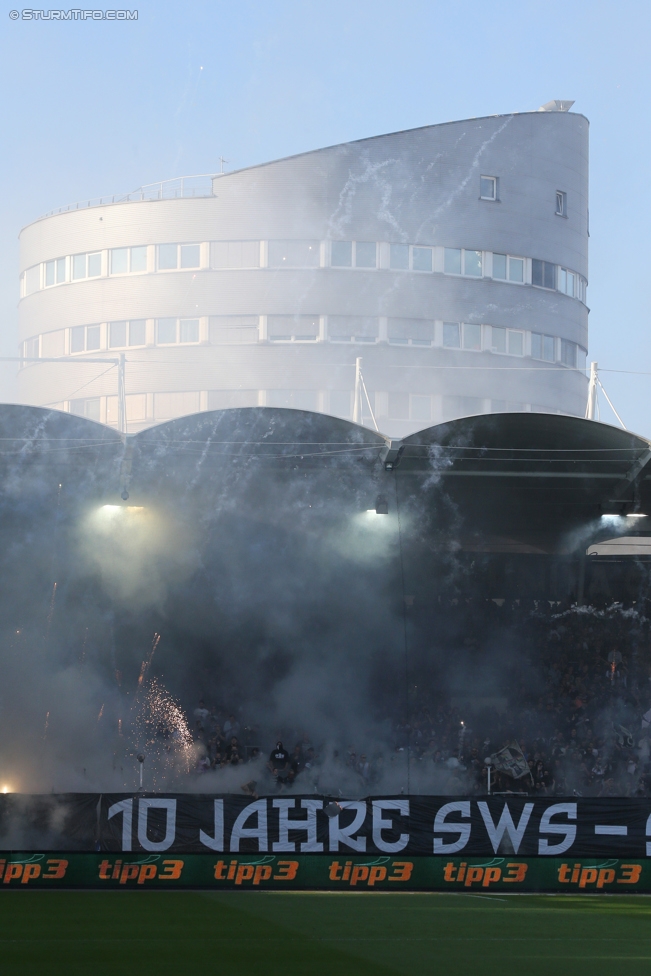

{"left": 18, "top": 107, "right": 589, "bottom": 435}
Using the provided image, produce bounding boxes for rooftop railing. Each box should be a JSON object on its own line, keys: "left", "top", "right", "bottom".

{"left": 36, "top": 174, "right": 217, "bottom": 222}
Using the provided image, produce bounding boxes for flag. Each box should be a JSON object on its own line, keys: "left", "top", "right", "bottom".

{"left": 490, "top": 742, "right": 532, "bottom": 781}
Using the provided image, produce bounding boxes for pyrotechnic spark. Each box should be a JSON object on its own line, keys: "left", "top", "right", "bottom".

{"left": 138, "top": 632, "right": 161, "bottom": 686}
{"left": 46, "top": 582, "right": 57, "bottom": 632}
{"left": 43, "top": 711, "right": 50, "bottom": 740}
{"left": 97, "top": 704, "right": 104, "bottom": 722}
{"left": 130, "top": 676, "right": 194, "bottom": 786}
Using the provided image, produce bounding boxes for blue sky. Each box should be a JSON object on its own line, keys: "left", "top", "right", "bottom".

{"left": 1, "top": 0, "right": 649, "bottom": 431}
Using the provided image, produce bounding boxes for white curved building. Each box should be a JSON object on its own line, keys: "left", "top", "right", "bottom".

{"left": 18, "top": 105, "right": 589, "bottom": 435}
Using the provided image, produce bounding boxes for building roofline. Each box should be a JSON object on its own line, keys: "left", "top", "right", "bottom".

{"left": 20, "top": 109, "right": 588, "bottom": 234}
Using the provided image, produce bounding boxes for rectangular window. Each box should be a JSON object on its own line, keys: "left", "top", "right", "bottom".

{"left": 110, "top": 248, "right": 129, "bottom": 274}
{"left": 72, "top": 254, "right": 87, "bottom": 279}
{"left": 268, "top": 240, "right": 320, "bottom": 268}
{"left": 388, "top": 392, "right": 409, "bottom": 420}
{"left": 412, "top": 247, "right": 433, "bottom": 272}
{"left": 532, "top": 258, "right": 556, "bottom": 289}
{"left": 389, "top": 244, "right": 409, "bottom": 270}
{"left": 411, "top": 395, "right": 431, "bottom": 422}
{"left": 556, "top": 191, "right": 567, "bottom": 217}
{"left": 531, "top": 333, "right": 542, "bottom": 360}
{"left": 87, "top": 253, "right": 102, "bottom": 277}
{"left": 331, "top": 241, "right": 352, "bottom": 267}
{"left": 158, "top": 244, "right": 178, "bottom": 270}
{"left": 492, "top": 253, "right": 507, "bottom": 279}
{"left": 70, "top": 398, "right": 101, "bottom": 422}
{"left": 157, "top": 318, "right": 177, "bottom": 344}
{"left": 45, "top": 261, "right": 55, "bottom": 286}
{"left": 387, "top": 318, "right": 434, "bottom": 346}
{"left": 208, "top": 390, "right": 258, "bottom": 410}
{"left": 126, "top": 394, "right": 147, "bottom": 422}
{"left": 463, "top": 323, "right": 482, "bottom": 351}
{"left": 443, "top": 395, "right": 484, "bottom": 420}
{"left": 180, "top": 318, "right": 200, "bottom": 343}
{"left": 128, "top": 320, "right": 147, "bottom": 346}
{"left": 180, "top": 244, "right": 201, "bottom": 269}
{"left": 131, "top": 246, "right": 147, "bottom": 272}
{"left": 480, "top": 176, "right": 497, "bottom": 200}
{"left": 330, "top": 390, "right": 351, "bottom": 418}
{"left": 328, "top": 315, "right": 377, "bottom": 342}
{"left": 491, "top": 326, "right": 506, "bottom": 354}
{"left": 560, "top": 339, "right": 577, "bottom": 368}
{"left": 543, "top": 335, "right": 555, "bottom": 361}
{"left": 532, "top": 333, "right": 556, "bottom": 362}
{"left": 444, "top": 248, "right": 462, "bottom": 275}
{"left": 86, "top": 325, "right": 101, "bottom": 351}
{"left": 443, "top": 322, "right": 461, "bottom": 348}
{"left": 154, "top": 391, "right": 200, "bottom": 419}
{"left": 268, "top": 315, "right": 319, "bottom": 341}
{"left": 266, "top": 390, "right": 319, "bottom": 411}
{"left": 508, "top": 257, "right": 524, "bottom": 283}
{"left": 464, "top": 250, "right": 482, "bottom": 276}
{"left": 211, "top": 241, "right": 260, "bottom": 269}
{"left": 23, "top": 337, "right": 39, "bottom": 359}
{"left": 507, "top": 330, "right": 524, "bottom": 356}
{"left": 56, "top": 257, "right": 66, "bottom": 283}
{"left": 70, "top": 326, "right": 85, "bottom": 353}
{"left": 210, "top": 315, "right": 259, "bottom": 344}
{"left": 109, "top": 321, "right": 127, "bottom": 348}
{"left": 355, "top": 242, "right": 376, "bottom": 268}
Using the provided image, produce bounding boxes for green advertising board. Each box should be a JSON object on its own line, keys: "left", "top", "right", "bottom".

{"left": 0, "top": 853, "right": 648, "bottom": 893}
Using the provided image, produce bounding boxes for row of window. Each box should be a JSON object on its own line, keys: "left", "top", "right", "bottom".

{"left": 65, "top": 389, "right": 551, "bottom": 427}
{"left": 20, "top": 240, "right": 587, "bottom": 303}
{"left": 478, "top": 176, "right": 568, "bottom": 218}
{"left": 22, "top": 317, "right": 586, "bottom": 368}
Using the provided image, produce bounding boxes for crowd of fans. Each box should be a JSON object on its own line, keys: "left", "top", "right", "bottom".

{"left": 186, "top": 600, "right": 651, "bottom": 797}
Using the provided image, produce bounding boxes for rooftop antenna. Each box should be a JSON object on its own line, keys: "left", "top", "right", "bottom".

{"left": 585, "top": 361, "right": 627, "bottom": 429}
{"left": 538, "top": 99, "right": 575, "bottom": 112}
{"left": 218, "top": 156, "right": 229, "bottom": 175}
{"left": 353, "top": 358, "right": 379, "bottom": 431}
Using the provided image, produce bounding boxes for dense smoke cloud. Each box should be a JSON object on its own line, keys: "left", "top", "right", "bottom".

{"left": 0, "top": 406, "right": 650, "bottom": 804}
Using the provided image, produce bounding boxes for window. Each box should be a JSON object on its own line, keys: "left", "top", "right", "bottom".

{"left": 355, "top": 242, "right": 376, "bottom": 268}
{"left": 70, "top": 324, "right": 101, "bottom": 353}
{"left": 266, "top": 390, "right": 319, "bottom": 410}
{"left": 558, "top": 268, "right": 576, "bottom": 297}
{"left": 110, "top": 246, "right": 148, "bottom": 274}
{"left": 211, "top": 241, "right": 260, "bottom": 269}
{"left": 109, "top": 320, "right": 147, "bottom": 348}
{"left": 72, "top": 252, "right": 101, "bottom": 279}
{"left": 331, "top": 241, "right": 352, "bottom": 267}
{"left": 507, "top": 331, "right": 523, "bottom": 356}
{"left": 70, "top": 398, "right": 101, "bottom": 422}
{"left": 109, "top": 321, "right": 127, "bottom": 348}
{"left": 387, "top": 318, "right": 434, "bottom": 346}
{"left": 25, "top": 265, "right": 41, "bottom": 294}
{"left": 532, "top": 259, "right": 556, "bottom": 289}
{"left": 531, "top": 333, "right": 556, "bottom": 362}
{"left": 443, "top": 322, "right": 461, "bottom": 348}
{"left": 492, "top": 253, "right": 507, "bottom": 279}
{"left": 389, "top": 244, "right": 409, "bottom": 270}
{"left": 330, "top": 390, "right": 351, "bottom": 418}
{"left": 23, "top": 337, "right": 39, "bottom": 359}
{"left": 411, "top": 395, "right": 431, "bottom": 422}
{"left": 268, "top": 240, "right": 319, "bottom": 268}
{"left": 556, "top": 191, "right": 567, "bottom": 217}
{"left": 179, "top": 318, "right": 200, "bottom": 343}
{"left": 412, "top": 247, "right": 433, "bottom": 272}
{"left": 210, "top": 315, "right": 259, "bottom": 344}
{"left": 464, "top": 250, "right": 482, "bottom": 276}
{"left": 157, "top": 243, "right": 201, "bottom": 270}
{"left": 208, "top": 390, "right": 259, "bottom": 410}
{"left": 492, "top": 253, "right": 523, "bottom": 282}
{"left": 480, "top": 176, "right": 497, "bottom": 200}
{"left": 157, "top": 318, "right": 177, "bottom": 344}
{"left": 154, "top": 391, "right": 201, "bottom": 419}
{"left": 462, "top": 323, "right": 482, "bottom": 351}
{"left": 560, "top": 339, "right": 577, "bottom": 368}
{"left": 388, "top": 392, "right": 409, "bottom": 419}
{"left": 443, "top": 396, "right": 484, "bottom": 420}
{"left": 268, "top": 315, "right": 319, "bottom": 341}
{"left": 328, "top": 316, "right": 377, "bottom": 342}
{"left": 444, "top": 248, "right": 462, "bottom": 274}
{"left": 180, "top": 244, "right": 201, "bottom": 268}
{"left": 491, "top": 327, "right": 506, "bottom": 353}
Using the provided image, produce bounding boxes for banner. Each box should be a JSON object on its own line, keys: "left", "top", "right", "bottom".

{"left": 3, "top": 794, "right": 651, "bottom": 859}
{"left": 0, "top": 852, "right": 648, "bottom": 893}
{"left": 98, "top": 794, "right": 651, "bottom": 858}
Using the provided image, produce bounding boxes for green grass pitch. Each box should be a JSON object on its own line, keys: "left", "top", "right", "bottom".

{"left": 2, "top": 891, "right": 651, "bottom": 975}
